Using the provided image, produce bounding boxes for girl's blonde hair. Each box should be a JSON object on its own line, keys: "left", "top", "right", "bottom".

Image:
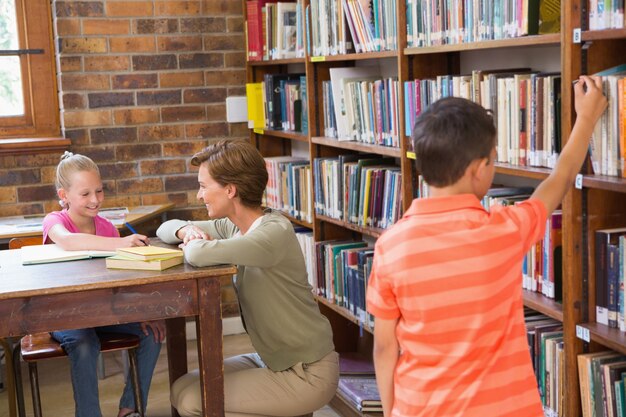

{"left": 56, "top": 151, "right": 100, "bottom": 208}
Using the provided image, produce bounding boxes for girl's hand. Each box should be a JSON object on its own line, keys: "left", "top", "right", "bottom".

{"left": 141, "top": 320, "right": 166, "bottom": 343}
{"left": 121, "top": 234, "right": 150, "bottom": 247}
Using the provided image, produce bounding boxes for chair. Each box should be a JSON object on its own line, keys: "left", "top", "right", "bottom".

{"left": 8, "top": 237, "right": 144, "bottom": 417}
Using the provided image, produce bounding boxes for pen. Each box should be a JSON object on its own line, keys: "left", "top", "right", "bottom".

{"left": 125, "top": 222, "right": 148, "bottom": 245}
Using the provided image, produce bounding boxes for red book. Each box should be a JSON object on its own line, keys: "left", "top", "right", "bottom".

{"left": 246, "top": 1, "right": 270, "bottom": 61}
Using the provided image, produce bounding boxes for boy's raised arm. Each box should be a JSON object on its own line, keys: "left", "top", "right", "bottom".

{"left": 531, "top": 76, "right": 607, "bottom": 216}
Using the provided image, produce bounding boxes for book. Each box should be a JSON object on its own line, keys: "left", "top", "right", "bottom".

{"left": 21, "top": 244, "right": 116, "bottom": 265}
{"left": 115, "top": 245, "right": 183, "bottom": 261}
{"left": 105, "top": 254, "right": 183, "bottom": 271}
{"left": 337, "top": 377, "right": 381, "bottom": 411}
{"left": 339, "top": 352, "right": 375, "bottom": 376}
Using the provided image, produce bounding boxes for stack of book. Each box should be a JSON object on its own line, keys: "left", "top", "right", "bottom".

{"left": 337, "top": 352, "right": 382, "bottom": 413}
{"left": 106, "top": 246, "right": 184, "bottom": 271}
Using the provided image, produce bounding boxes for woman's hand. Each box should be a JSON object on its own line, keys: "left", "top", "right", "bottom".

{"left": 141, "top": 320, "right": 166, "bottom": 343}
{"left": 179, "top": 223, "right": 210, "bottom": 248}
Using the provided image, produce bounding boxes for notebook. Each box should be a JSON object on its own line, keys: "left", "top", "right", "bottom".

{"left": 21, "top": 244, "right": 116, "bottom": 265}
{"left": 105, "top": 254, "right": 184, "bottom": 271}
{"left": 115, "top": 246, "right": 183, "bottom": 261}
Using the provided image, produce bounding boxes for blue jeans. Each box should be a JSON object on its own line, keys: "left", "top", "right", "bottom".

{"left": 51, "top": 322, "right": 162, "bottom": 417}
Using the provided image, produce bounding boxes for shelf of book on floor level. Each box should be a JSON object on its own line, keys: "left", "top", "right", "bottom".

{"left": 248, "top": 57, "right": 306, "bottom": 66}
{"left": 582, "top": 28, "right": 626, "bottom": 41}
{"left": 311, "top": 50, "right": 398, "bottom": 62}
{"left": 256, "top": 129, "right": 309, "bottom": 142}
{"left": 522, "top": 290, "right": 563, "bottom": 322}
{"left": 404, "top": 34, "right": 561, "bottom": 55}
{"left": 316, "top": 214, "right": 385, "bottom": 239}
{"left": 582, "top": 175, "right": 626, "bottom": 193}
{"left": 316, "top": 295, "right": 373, "bottom": 335}
{"left": 311, "top": 137, "right": 402, "bottom": 158}
{"left": 580, "top": 322, "right": 626, "bottom": 355}
{"left": 494, "top": 163, "right": 551, "bottom": 181}
{"left": 329, "top": 388, "right": 382, "bottom": 417}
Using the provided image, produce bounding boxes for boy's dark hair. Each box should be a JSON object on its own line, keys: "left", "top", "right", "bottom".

{"left": 411, "top": 97, "right": 496, "bottom": 187}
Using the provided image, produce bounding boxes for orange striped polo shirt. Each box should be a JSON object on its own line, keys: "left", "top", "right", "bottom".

{"left": 367, "top": 194, "right": 547, "bottom": 417}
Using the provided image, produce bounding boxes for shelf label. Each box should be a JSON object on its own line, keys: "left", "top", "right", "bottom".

{"left": 576, "top": 324, "right": 590, "bottom": 342}
{"left": 406, "top": 151, "right": 416, "bottom": 160}
{"left": 573, "top": 28, "right": 582, "bottom": 44}
{"left": 575, "top": 173, "right": 583, "bottom": 190}
{"left": 253, "top": 128, "right": 264, "bottom": 135}
{"left": 311, "top": 56, "right": 326, "bottom": 62}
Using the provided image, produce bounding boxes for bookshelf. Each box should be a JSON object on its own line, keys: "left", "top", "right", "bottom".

{"left": 243, "top": 0, "right": 626, "bottom": 416}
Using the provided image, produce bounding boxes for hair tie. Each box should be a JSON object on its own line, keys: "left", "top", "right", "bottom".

{"left": 60, "top": 151, "right": 74, "bottom": 161}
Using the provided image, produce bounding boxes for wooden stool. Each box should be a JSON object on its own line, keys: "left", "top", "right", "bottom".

{"left": 20, "top": 332, "right": 144, "bottom": 417}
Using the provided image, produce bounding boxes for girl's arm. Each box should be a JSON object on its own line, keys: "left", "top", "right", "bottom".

{"left": 47, "top": 224, "right": 148, "bottom": 251}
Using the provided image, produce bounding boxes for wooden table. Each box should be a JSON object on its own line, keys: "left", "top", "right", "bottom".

{"left": 0, "top": 203, "right": 175, "bottom": 244}
{"left": 0, "top": 248, "right": 236, "bottom": 417}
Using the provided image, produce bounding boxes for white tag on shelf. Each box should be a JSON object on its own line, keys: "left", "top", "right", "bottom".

{"left": 576, "top": 324, "right": 590, "bottom": 342}
{"left": 573, "top": 28, "right": 582, "bottom": 43}
{"left": 575, "top": 173, "right": 583, "bottom": 189}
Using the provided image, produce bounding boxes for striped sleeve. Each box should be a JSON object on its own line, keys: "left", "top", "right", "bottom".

{"left": 500, "top": 198, "right": 548, "bottom": 254}
{"left": 366, "top": 243, "right": 400, "bottom": 319}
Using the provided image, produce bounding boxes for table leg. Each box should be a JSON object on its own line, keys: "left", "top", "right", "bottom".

{"left": 0, "top": 338, "right": 17, "bottom": 417}
{"left": 197, "top": 276, "right": 224, "bottom": 417}
{"left": 166, "top": 317, "right": 187, "bottom": 417}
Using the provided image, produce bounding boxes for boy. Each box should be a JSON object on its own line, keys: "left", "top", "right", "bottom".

{"left": 366, "top": 76, "right": 606, "bottom": 417}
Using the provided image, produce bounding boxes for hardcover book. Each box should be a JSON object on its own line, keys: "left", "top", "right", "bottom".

{"left": 115, "top": 246, "right": 183, "bottom": 261}
{"left": 105, "top": 254, "right": 183, "bottom": 271}
{"left": 21, "top": 244, "right": 116, "bottom": 265}
{"left": 338, "top": 377, "right": 382, "bottom": 411}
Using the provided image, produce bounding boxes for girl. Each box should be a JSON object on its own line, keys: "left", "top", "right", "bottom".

{"left": 157, "top": 140, "right": 339, "bottom": 417}
{"left": 43, "top": 151, "right": 165, "bottom": 417}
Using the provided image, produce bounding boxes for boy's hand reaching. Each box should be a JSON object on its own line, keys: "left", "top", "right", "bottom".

{"left": 574, "top": 75, "right": 607, "bottom": 125}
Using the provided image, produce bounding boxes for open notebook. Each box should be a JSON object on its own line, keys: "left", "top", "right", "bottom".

{"left": 21, "top": 244, "right": 116, "bottom": 265}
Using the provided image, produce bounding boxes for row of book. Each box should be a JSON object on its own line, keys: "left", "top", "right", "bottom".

{"left": 589, "top": 64, "right": 626, "bottom": 178}
{"left": 245, "top": 0, "right": 305, "bottom": 61}
{"left": 264, "top": 156, "right": 313, "bottom": 223}
{"left": 595, "top": 226, "right": 626, "bottom": 331}
{"left": 310, "top": 0, "right": 398, "bottom": 56}
{"left": 578, "top": 349, "right": 626, "bottom": 417}
{"left": 406, "top": 0, "right": 560, "bottom": 48}
{"left": 589, "top": 0, "right": 625, "bottom": 30}
{"left": 245, "top": 74, "right": 308, "bottom": 133}
{"left": 404, "top": 69, "right": 562, "bottom": 169}
{"left": 313, "top": 155, "right": 402, "bottom": 230}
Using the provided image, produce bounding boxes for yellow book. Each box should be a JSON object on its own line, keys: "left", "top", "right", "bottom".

{"left": 106, "top": 254, "right": 183, "bottom": 271}
{"left": 115, "top": 246, "right": 183, "bottom": 261}
{"left": 246, "top": 82, "right": 265, "bottom": 129}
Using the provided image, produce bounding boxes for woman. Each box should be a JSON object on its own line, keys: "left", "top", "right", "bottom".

{"left": 156, "top": 140, "right": 338, "bottom": 417}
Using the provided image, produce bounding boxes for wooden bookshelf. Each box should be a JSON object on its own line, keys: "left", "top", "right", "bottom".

{"left": 260, "top": 129, "right": 309, "bottom": 142}
{"left": 582, "top": 28, "right": 626, "bottom": 41}
{"left": 523, "top": 291, "right": 564, "bottom": 322}
{"left": 494, "top": 163, "right": 552, "bottom": 180}
{"left": 311, "top": 50, "right": 398, "bottom": 62}
{"left": 248, "top": 57, "right": 306, "bottom": 66}
{"left": 316, "top": 296, "right": 374, "bottom": 334}
{"left": 580, "top": 323, "right": 626, "bottom": 355}
{"left": 582, "top": 175, "right": 626, "bottom": 193}
{"left": 311, "top": 137, "right": 402, "bottom": 158}
{"left": 404, "top": 34, "right": 560, "bottom": 55}
{"left": 316, "top": 214, "right": 386, "bottom": 239}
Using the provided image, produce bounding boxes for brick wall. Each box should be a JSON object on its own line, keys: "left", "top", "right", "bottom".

{"left": 0, "top": 0, "right": 248, "bottom": 317}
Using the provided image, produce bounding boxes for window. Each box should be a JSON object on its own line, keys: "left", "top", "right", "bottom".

{"left": 0, "top": 0, "right": 66, "bottom": 154}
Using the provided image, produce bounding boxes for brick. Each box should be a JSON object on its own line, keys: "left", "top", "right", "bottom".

{"left": 227, "top": 86, "right": 245, "bottom": 96}
{"left": 180, "top": 17, "right": 225, "bottom": 33}
{"left": 186, "top": 190, "right": 199, "bottom": 203}
{"left": 44, "top": 201, "right": 62, "bottom": 214}
{"left": 83, "top": 19, "right": 130, "bottom": 35}
{"left": 85, "top": 55, "right": 130, "bottom": 72}
{"left": 103, "top": 194, "right": 142, "bottom": 207}
{"left": 179, "top": 53, "right": 223, "bottom": 69}
{"left": 227, "top": 16, "right": 244, "bottom": 33}
{"left": 140, "top": 159, "right": 187, "bottom": 175}
{"left": 205, "top": 69, "right": 244, "bottom": 86}
{"left": 0, "top": 187, "right": 17, "bottom": 203}
{"left": 17, "top": 185, "right": 57, "bottom": 203}
{"left": 162, "top": 141, "right": 207, "bottom": 157}
{"left": 134, "top": 18, "right": 179, "bottom": 34}
{"left": 60, "top": 57, "right": 82, "bottom": 72}
{"left": 15, "top": 154, "right": 64, "bottom": 167}
{"left": 110, "top": 36, "right": 156, "bottom": 53}
{"left": 160, "top": 71, "right": 204, "bottom": 87}
{"left": 91, "top": 127, "right": 137, "bottom": 144}
{"left": 183, "top": 88, "right": 226, "bottom": 104}
{"left": 64, "top": 129, "right": 89, "bottom": 146}
{"left": 55, "top": 2, "right": 104, "bottom": 17}
{"left": 0, "top": 156, "right": 16, "bottom": 169}
{"left": 132, "top": 55, "right": 177, "bottom": 70}
{"left": 164, "top": 175, "right": 198, "bottom": 192}
{"left": 229, "top": 122, "right": 249, "bottom": 138}
{"left": 74, "top": 146, "right": 116, "bottom": 162}
{"left": 138, "top": 125, "right": 184, "bottom": 141}
{"left": 0, "top": 204, "right": 44, "bottom": 217}
{"left": 165, "top": 192, "right": 190, "bottom": 207}
{"left": 60, "top": 37, "right": 107, "bottom": 54}
{"left": 112, "top": 73, "right": 158, "bottom": 89}
{"left": 203, "top": 34, "right": 244, "bottom": 51}
{"left": 158, "top": 36, "right": 202, "bottom": 52}
{"left": 141, "top": 193, "right": 173, "bottom": 205}
{"left": 117, "top": 178, "right": 163, "bottom": 194}
{"left": 202, "top": 1, "right": 242, "bottom": 15}
{"left": 113, "top": 108, "right": 160, "bottom": 125}
{"left": 41, "top": 167, "right": 58, "bottom": 184}
{"left": 88, "top": 92, "right": 135, "bottom": 108}
{"left": 154, "top": 1, "right": 201, "bottom": 16}
{"left": 63, "top": 93, "right": 86, "bottom": 110}
{"left": 205, "top": 104, "right": 226, "bottom": 121}
{"left": 61, "top": 74, "right": 110, "bottom": 91}
{"left": 63, "top": 109, "right": 112, "bottom": 128}
{"left": 137, "top": 90, "right": 181, "bottom": 105}
{"left": 116, "top": 143, "right": 162, "bottom": 161}
{"left": 224, "top": 52, "right": 245, "bottom": 68}
{"left": 99, "top": 162, "right": 139, "bottom": 180}
{"left": 161, "top": 106, "right": 205, "bottom": 122}
{"left": 56, "top": 19, "right": 82, "bottom": 36}
{"left": 185, "top": 122, "right": 229, "bottom": 139}
{"left": 105, "top": 1, "right": 153, "bottom": 17}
